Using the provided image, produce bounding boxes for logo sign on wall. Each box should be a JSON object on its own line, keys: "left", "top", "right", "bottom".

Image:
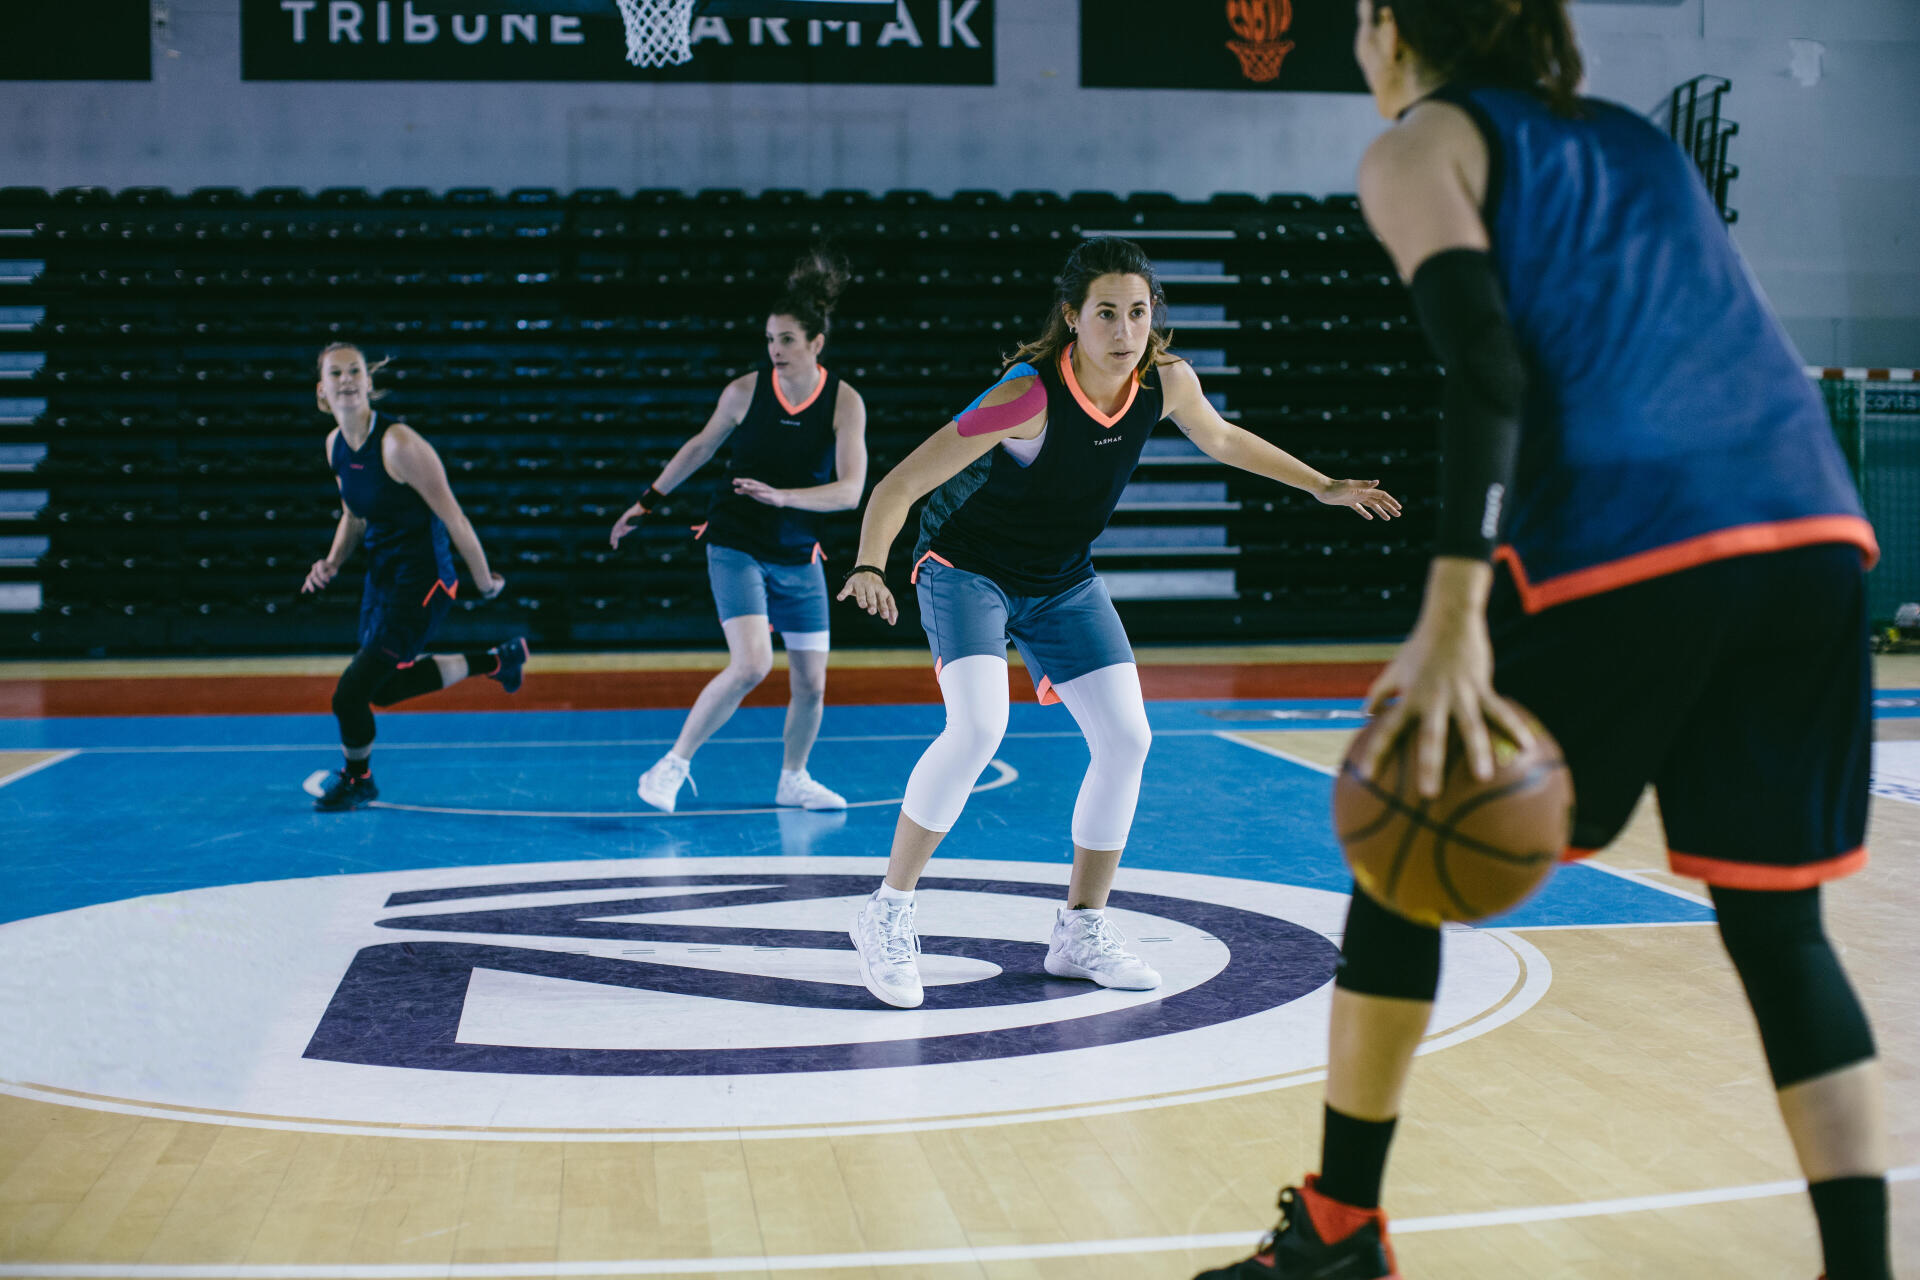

{"left": 241, "top": 0, "right": 992, "bottom": 83}
{"left": 1080, "top": 0, "right": 1364, "bottom": 93}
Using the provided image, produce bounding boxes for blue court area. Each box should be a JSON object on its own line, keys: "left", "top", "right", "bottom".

{"left": 0, "top": 698, "right": 1715, "bottom": 931}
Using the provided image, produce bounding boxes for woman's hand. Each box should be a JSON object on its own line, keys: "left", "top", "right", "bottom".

{"left": 609, "top": 502, "right": 648, "bottom": 548}
{"left": 733, "top": 478, "right": 787, "bottom": 508}
{"left": 1317, "top": 478, "right": 1403, "bottom": 521}
{"left": 1358, "top": 564, "right": 1532, "bottom": 798}
{"left": 836, "top": 570, "right": 898, "bottom": 626}
{"left": 481, "top": 572, "right": 506, "bottom": 601}
{"left": 302, "top": 559, "right": 337, "bottom": 594}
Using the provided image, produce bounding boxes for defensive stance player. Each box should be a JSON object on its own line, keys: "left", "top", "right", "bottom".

{"left": 613, "top": 252, "right": 868, "bottom": 812}
{"left": 302, "top": 343, "right": 526, "bottom": 811}
{"left": 1200, "top": 4, "right": 1890, "bottom": 1277}
{"left": 839, "top": 236, "right": 1400, "bottom": 1008}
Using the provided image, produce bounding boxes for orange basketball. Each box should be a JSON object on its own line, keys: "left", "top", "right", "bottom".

{"left": 1332, "top": 706, "right": 1573, "bottom": 925}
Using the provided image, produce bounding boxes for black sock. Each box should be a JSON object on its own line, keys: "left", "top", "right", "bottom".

{"left": 1809, "top": 1176, "right": 1891, "bottom": 1280}
{"left": 343, "top": 755, "right": 371, "bottom": 778}
{"left": 1317, "top": 1105, "right": 1397, "bottom": 1210}
{"left": 465, "top": 648, "right": 500, "bottom": 677}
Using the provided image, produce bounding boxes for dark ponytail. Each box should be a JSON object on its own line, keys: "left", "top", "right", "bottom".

{"left": 1377, "top": 0, "right": 1583, "bottom": 115}
{"left": 1008, "top": 236, "right": 1174, "bottom": 380}
{"left": 770, "top": 248, "right": 849, "bottom": 342}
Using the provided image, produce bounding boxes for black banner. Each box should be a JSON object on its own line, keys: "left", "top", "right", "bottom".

{"left": 1080, "top": 1, "right": 1364, "bottom": 93}
{"left": 1, "top": 0, "right": 151, "bottom": 80}
{"left": 241, "top": 0, "right": 991, "bottom": 83}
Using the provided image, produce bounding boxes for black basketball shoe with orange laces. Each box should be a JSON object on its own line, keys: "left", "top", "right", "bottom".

{"left": 313, "top": 768, "right": 379, "bottom": 812}
{"left": 1194, "top": 1177, "right": 1398, "bottom": 1280}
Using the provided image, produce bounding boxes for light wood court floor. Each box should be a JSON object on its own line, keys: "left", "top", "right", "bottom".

{"left": 0, "top": 669, "right": 1916, "bottom": 1279}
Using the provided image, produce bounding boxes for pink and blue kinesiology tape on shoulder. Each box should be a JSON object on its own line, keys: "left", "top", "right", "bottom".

{"left": 954, "top": 363, "right": 1045, "bottom": 438}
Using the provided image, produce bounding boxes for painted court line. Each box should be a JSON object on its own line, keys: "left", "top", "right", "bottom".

{"left": 40, "top": 729, "right": 1233, "bottom": 755}
{"left": 3, "top": 1166, "right": 1911, "bottom": 1277}
{"left": 297, "top": 759, "right": 1018, "bottom": 819}
{"left": 0, "top": 747, "right": 79, "bottom": 788}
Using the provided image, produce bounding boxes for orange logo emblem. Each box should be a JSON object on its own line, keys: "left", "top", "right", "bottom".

{"left": 1226, "top": 0, "right": 1295, "bottom": 83}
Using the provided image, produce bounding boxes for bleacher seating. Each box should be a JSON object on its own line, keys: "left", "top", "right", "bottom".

{"left": 0, "top": 185, "right": 1437, "bottom": 656}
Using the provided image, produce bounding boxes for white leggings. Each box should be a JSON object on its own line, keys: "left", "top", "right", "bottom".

{"left": 901, "top": 655, "right": 1151, "bottom": 851}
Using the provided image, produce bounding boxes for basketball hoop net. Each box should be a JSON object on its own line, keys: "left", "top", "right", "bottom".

{"left": 615, "top": 0, "right": 696, "bottom": 68}
{"left": 1227, "top": 38, "right": 1294, "bottom": 84}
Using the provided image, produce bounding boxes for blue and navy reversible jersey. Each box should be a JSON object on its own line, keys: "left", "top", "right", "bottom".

{"left": 331, "top": 413, "right": 455, "bottom": 588}
{"left": 701, "top": 365, "right": 842, "bottom": 566}
{"left": 916, "top": 347, "right": 1165, "bottom": 597}
{"left": 1438, "top": 84, "right": 1875, "bottom": 610}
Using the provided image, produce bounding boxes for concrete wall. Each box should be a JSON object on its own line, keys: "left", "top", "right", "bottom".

{"left": 3, "top": 0, "right": 1915, "bottom": 363}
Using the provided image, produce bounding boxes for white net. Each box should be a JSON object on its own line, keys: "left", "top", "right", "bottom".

{"left": 615, "top": 0, "right": 696, "bottom": 68}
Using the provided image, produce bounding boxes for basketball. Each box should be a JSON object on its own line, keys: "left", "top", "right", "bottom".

{"left": 1333, "top": 706, "right": 1573, "bottom": 925}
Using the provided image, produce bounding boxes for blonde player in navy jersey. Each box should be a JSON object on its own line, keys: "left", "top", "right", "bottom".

{"left": 1200, "top": 3, "right": 1892, "bottom": 1278}
{"left": 837, "top": 236, "right": 1400, "bottom": 1009}
{"left": 612, "top": 251, "right": 868, "bottom": 813}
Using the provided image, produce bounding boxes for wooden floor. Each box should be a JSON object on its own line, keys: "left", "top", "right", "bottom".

{"left": 1, "top": 655, "right": 1915, "bottom": 1279}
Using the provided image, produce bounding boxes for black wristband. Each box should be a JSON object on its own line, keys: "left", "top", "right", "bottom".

{"left": 1408, "top": 249, "right": 1526, "bottom": 561}
{"left": 846, "top": 564, "right": 887, "bottom": 585}
{"left": 638, "top": 485, "right": 666, "bottom": 512}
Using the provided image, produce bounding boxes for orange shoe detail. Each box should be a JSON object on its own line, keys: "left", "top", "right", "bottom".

{"left": 1300, "top": 1175, "right": 1398, "bottom": 1275}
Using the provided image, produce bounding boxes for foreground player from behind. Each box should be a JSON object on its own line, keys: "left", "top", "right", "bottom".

{"left": 302, "top": 343, "right": 527, "bottom": 811}
{"left": 611, "top": 251, "right": 868, "bottom": 813}
{"left": 1201, "top": 3, "right": 1890, "bottom": 1278}
{"left": 839, "top": 236, "right": 1399, "bottom": 1009}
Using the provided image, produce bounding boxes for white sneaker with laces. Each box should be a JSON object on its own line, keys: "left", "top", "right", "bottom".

{"left": 850, "top": 891, "right": 924, "bottom": 1008}
{"left": 636, "top": 754, "right": 694, "bottom": 813}
{"left": 777, "top": 769, "right": 847, "bottom": 811}
{"left": 1044, "top": 907, "right": 1162, "bottom": 990}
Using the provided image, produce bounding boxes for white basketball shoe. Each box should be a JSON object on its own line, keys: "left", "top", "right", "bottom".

{"left": 850, "top": 890, "right": 924, "bottom": 1008}
{"left": 1044, "top": 907, "right": 1162, "bottom": 990}
{"left": 636, "top": 753, "right": 694, "bottom": 813}
{"left": 777, "top": 769, "right": 847, "bottom": 811}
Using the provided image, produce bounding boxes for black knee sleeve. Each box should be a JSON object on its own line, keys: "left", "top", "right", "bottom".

{"left": 1334, "top": 884, "right": 1443, "bottom": 1001}
{"left": 331, "top": 649, "right": 392, "bottom": 750}
{"left": 370, "top": 659, "right": 445, "bottom": 708}
{"left": 1713, "top": 886, "right": 1876, "bottom": 1089}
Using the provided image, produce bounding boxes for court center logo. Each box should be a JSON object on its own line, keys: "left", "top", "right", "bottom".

{"left": 0, "top": 858, "right": 1541, "bottom": 1139}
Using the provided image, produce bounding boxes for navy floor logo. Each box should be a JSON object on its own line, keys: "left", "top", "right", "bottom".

{"left": 0, "top": 858, "right": 1544, "bottom": 1138}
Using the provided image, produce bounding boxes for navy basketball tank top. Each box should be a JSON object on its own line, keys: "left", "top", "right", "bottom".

{"left": 331, "top": 413, "right": 455, "bottom": 589}
{"left": 702, "top": 365, "right": 841, "bottom": 565}
{"left": 1439, "top": 84, "right": 1874, "bottom": 610}
{"left": 918, "top": 346, "right": 1165, "bottom": 597}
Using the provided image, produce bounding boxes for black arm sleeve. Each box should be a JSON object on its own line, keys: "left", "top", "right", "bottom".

{"left": 1408, "top": 248, "right": 1527, "bottom": 561}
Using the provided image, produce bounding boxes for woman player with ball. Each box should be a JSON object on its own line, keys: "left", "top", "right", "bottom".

{"left": 837, "top": 236, "right": 1399, "bottom": 1009}
{"left": 611, "top": 251, "right": 868, "bottom": 813}
{"left": 1200, "top": 3, "right": 1890, "bottom": 1278}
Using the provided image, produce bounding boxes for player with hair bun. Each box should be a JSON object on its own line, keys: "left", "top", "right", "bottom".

{"left": 614, "top": 250, "right": 870, "bottom": 813}
{"left": 302, "top": 342, "right": 527, "bottom": 812}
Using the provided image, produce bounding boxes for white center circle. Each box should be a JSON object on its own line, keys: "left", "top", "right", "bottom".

{"left": 0, "top": 856, "right": 1545, "bottom": 1139}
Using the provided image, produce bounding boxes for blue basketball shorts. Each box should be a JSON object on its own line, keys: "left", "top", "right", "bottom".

{"left": 914, "top": 557, "right": 1133, "bottom": 703}
{"left": 706, "top": 543, "right": 830, "bottom": 649}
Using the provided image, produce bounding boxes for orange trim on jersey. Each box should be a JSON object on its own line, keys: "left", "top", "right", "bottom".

{"left": 1668, "top": 846, "right": 1867, "bottom": 891}
{"left": 910, "top": 550, "right": 954, "bottom": 585}
{"left": 419, "top": 579, "right": 457, "bottom": 607}
{"left": 1059, "top": 344, "right": 1138, "bottom": 429}
{"left": 1034, "top": 675, "right": 1061, "bottom": 706}
{"left": 811, "top": 542, "right": 826, "bottom": 565}
{"left": 691, "top": 522, "right": 709, "bottom": 540}
{"left": 1493, "top": 515, "right": 1879, "bottom": 614}
{"left": 773, "top": 365, "right": 828, "bottom": 416}
{"left": 1563, "top": 846, "right": 1599, "bottom": 863}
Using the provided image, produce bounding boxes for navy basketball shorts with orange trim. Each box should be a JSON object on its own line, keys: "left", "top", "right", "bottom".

{"left": 914, "top": 560, "right": 1133, "bottom": 704}
{"left": 1489, "top": 541, "right": 1870, "bottom": 890}
{"left": 357, "top": 572, "right": 454, "bottom": 661}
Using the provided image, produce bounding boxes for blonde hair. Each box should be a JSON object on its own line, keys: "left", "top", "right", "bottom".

{"left": 314, "top": 342, "right": 393, "bottom": 415}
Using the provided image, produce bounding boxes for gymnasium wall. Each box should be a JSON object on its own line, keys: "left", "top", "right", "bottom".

{"left": 2, "top": 0, "right": 1916, "bottom": 365}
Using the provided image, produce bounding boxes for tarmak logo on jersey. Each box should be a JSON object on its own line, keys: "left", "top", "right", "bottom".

{"left": 305, "top": 870, "right": 1336, "bottom": 1076}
